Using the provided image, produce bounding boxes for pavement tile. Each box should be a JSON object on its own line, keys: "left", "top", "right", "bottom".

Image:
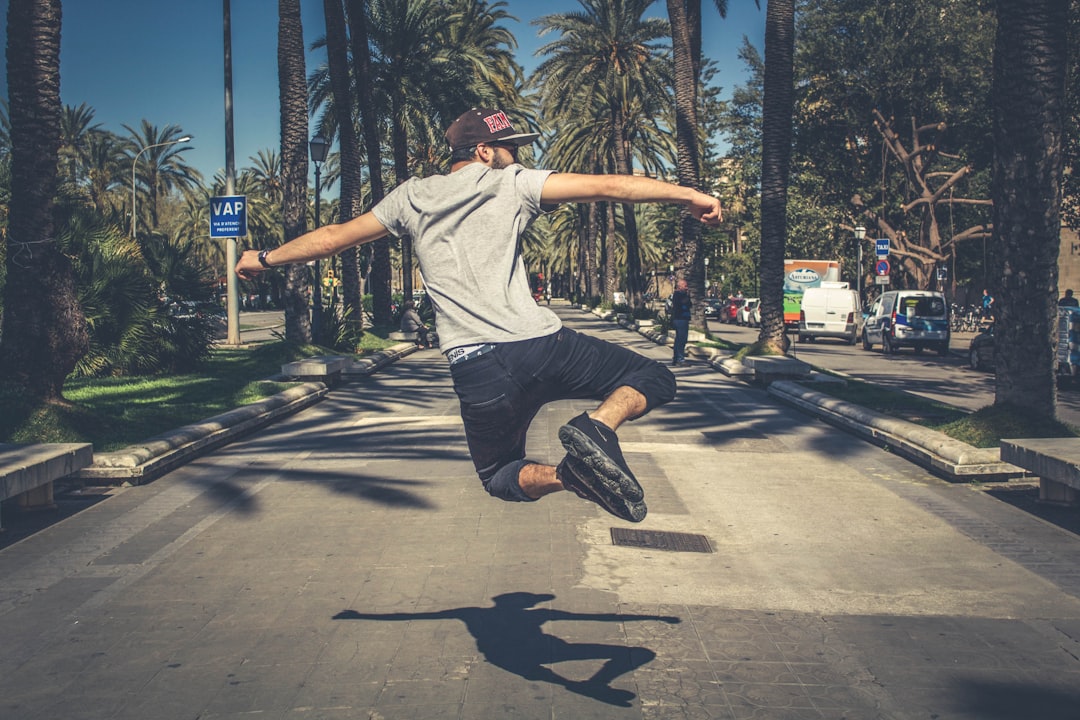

{"left": 5, "top": 306, "right": 1080, "bottom": 719}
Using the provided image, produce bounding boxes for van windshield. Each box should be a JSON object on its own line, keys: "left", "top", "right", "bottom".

{"left": 901, "top": 296, "right": 945, "bottom": 316}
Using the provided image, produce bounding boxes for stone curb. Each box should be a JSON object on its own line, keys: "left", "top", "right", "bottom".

{"left": 76, "top": 342, "right": 418, "bottom": 484}
{"left": 582, "top": 304, "right": 1027, "bottom": 482}
{"left": 767, "top": 381, "right": 1027, "bottom": 480}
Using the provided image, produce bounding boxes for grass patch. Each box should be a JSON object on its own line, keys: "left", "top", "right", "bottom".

{"left": 935, "top": 404, "right": 1080, "bottom": 447}
{"left": 799, "top": 376, "right": 1080, "bottom": 447}
{"left": 0, "top": 340, "right": 364, "bottom": 452}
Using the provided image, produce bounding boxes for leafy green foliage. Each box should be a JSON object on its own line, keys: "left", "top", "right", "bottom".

{"left": 56, "top": 198, "right": 219, "bottom": 377}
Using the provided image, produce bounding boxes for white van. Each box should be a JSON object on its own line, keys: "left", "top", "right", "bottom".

{"left": 862, "top": 289, "right": 950, "bottom": 355}
{"left": 798, "top": 282, "right": 861, "bottom": 344}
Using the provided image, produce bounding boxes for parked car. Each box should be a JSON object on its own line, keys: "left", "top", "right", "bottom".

{"left": 862, "top": 290, "right": 950, "bottom": 355}
{"left": 969, "top": 307, "right": 1080, "bottom": 384}
{"left": 703, "top": 298, "right": 724, "bottom": 320}
{"left": 724, "top": 297, "right": 745, "bottom": 323}
{"left": 798, "top": 284, "right": 860, "bottom": 344}
{"left": 737, "top": 298, "right": 760, "bottom": 326}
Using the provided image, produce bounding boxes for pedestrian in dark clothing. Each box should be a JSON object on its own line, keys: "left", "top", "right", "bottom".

{"left": 236, "top": 107, "right": 722, "bottom": 522}
{"left": 670, "top": 279, "right": 692, "bottom": 366}
{"left": 1060, "top": 289, "right": 1079, "bottom": 307}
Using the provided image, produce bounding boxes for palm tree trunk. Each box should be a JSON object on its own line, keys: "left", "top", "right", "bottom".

{"left": 611, "top": 110, "right": 642, "bottom": 309}
{"left": 1, "top": 0, "right": 89, "bottom": 401}
{"left": 278, "top": 0, "right": 313, "bottom": 342}
{"left": 604, "top": 203, "right": 619, "bottom": 302}
{"left": 991, "top": 0, "right": 1067, "bottom": 416}
{"left": 323, "top": 0, "right": 364, "bottom": 339}
{"left": 757, "top": 0, "right": 795, "bottom": 354}
{"left": 667, "top": 0, "right": 705, "bottom": 329}
{"left": 390, "top": 100, "right": 414, "bottom": 303}
{"left": 346, "top": 0, "right": 393, "bottom": 327}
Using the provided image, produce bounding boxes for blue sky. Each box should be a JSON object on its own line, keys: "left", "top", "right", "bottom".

{"left": 0, "top": 0, "right": 765, "bottom": 183}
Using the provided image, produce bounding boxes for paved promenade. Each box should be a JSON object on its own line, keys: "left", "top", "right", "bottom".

{"left": 2, "top": 307, "right": 1080, "bottom": 719}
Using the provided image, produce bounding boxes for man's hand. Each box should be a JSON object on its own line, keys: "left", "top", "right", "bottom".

{"left": 689, "top": 191, "right": 723, "bottom": 226}
{"left": 235, "top": 250, "right": 266, "bottom": 281}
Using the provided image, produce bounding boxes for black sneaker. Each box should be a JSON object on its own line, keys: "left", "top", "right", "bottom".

{"left": 558, "top": 412, "right": 644, "bottom": 502}
{"left": 557, "top": 455, "right": 647, "bottom": 523}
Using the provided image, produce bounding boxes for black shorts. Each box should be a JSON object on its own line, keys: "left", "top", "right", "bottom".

{"left": 448, "top": 327, "right": 676, "bottom": 500}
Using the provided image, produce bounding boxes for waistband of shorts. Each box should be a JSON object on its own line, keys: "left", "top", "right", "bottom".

{"left": 446, "top": 343, "right": 497, "bottom": 366}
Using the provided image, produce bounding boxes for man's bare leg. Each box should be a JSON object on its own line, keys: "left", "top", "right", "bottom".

{"left": 588, "top": 385, "right": 647, "bottom": 431}
{"left": 519, "top": 463, "right": 562, "bottom": 499}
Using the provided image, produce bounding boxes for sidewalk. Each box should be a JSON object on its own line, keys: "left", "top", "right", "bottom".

{"left": 2, "top": 307, "right": 1080, "bottom": 719}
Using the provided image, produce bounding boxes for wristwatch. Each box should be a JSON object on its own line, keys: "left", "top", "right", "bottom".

{"left": 257, "top": 250, "right": 273, "bottom": 269}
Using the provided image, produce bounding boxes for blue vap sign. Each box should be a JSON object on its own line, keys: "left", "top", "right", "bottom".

{"left": 209, "top": 195, "right": 248, "bottom": 238}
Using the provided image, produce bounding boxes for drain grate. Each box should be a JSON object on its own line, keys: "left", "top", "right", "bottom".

{"left": 610, "top": 528, "right": 713, "bottom": 553}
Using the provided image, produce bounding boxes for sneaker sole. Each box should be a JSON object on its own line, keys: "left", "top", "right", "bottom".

{"left": 560, "top": 459, "right": 647, "bottom": 522}
{"left": 558, "top": 424, "right": 645, "bottom": 503}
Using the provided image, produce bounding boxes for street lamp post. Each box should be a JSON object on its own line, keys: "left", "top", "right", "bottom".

{"left": 854, "top": 225, "right": 866, "bottom": 298}
{"left": 308, "top": 133, "right": 330, "bottom": 345}
{"left": 131, "top": 136, "right": 191, "bottom": 237}
{"left": 703, "top": 256, "right": 710, "bottom": 295}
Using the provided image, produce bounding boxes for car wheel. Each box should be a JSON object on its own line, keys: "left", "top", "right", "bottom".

{"left": 848, "top": 334, "right": 858, "bottom": 346}
{"left": 913, "top": 344, "right": 924, "bottom": 355}
{"left": 937, "top": 341, "right": 950, "bottom": 357}
{"left": 862, "top": 330, "right": 872, "bottom": 351}
{"left": 969, "top": 345, "right": 982, "bottom": 371}
{"left": 882, "top": 333, "right": 895, "bottom": 354}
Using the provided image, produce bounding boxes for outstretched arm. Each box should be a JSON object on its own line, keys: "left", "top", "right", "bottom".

{"left": 235, "top": 211, "right": 390, "bottom": 281}
{"left": 540, "top": 173, "right": 722, "bottom": 226}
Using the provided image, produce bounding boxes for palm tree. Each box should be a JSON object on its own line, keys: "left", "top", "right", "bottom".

{"left": 346, "top": 0, "right": 394, "bottom": 327}
{"left": 666, "top": 0, "right": 731, "bottom": 328}
{"left": 1, "top": 0, "right": 89, "bottom": 401}
{"left": 123, "top": 121, "right": 201, "bottom": 235}
{"left": 368, "top": 0, "right": 463, "bottom": 303}
{"left": 322, "top": 0, "right": 365, "bottom": 340}
{"left": 58, "top": 102, "right": 102, "bottom": 188}
{"left": 756, "top": 0, "right": 795, "bottom": 354}
{"left": 279, "top": 0, "right": 314, "bottom": 342}
{"left": 80, "top": 128, "right": 128, "bottom": 216}
{"left": 991, "top": 0, "right": 1068, "bottom": 417}
{"left": 533, "top": 0, "right": 671, "bottom": 310}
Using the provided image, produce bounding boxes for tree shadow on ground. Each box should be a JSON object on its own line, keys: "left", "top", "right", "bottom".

{"left": 334, "top": 591, "right": 680, "bottom": 707}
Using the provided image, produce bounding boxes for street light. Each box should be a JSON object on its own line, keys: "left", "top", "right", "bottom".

{"left": 854, "top": 225, "right": 866, "bottom": 298}
{"left": 308, "top": 133, "right": 330, "bottom": 344}
{"left": 131, "top": 136, "right": 191, "bottom": 237}
{"left": 703, "top": 256, "right": 709, "bottom": 295}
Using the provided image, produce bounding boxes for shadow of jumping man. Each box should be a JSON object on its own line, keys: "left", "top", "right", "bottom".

{"left": 334, "top": 591, "right": 680, "bottom": 707}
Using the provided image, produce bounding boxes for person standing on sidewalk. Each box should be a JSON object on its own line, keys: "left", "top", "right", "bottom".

{"left": 670, "top": 279, "right": 692, "bottom": 366}
{"left": 236, "top": 107, "right": 722, "bottom": 523}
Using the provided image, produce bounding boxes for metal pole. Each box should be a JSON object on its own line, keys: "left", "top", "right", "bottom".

{"left": 223, "top": 0, "right": 240, "bottom": 345}
{"left": 857, "top": 241, "right": 862, "bottom": 298}
{"left": 312, "top": 163, "right": 322, "bottom": 345}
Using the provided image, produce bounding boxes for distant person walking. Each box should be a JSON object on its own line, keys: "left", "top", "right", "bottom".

{"left": 670, "top": 279, "right": 692, "bottom": 366}
{"left": 981, "top": 288, "right": 995, "bottom": 319}
{"left": 1060, "top": 289, "right": 1079, "bottom": 307}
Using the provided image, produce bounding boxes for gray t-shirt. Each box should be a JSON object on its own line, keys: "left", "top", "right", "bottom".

{"left": 373, "top": 163, "right": 562, "bottom": 351}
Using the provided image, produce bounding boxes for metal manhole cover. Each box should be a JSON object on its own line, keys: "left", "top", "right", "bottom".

{"left": 610, "top": 528, "right": 713, "bottom": 553}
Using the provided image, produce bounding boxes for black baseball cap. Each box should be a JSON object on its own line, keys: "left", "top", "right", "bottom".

{"left": 445, "top": 108, "right": 539, "bottom": 151}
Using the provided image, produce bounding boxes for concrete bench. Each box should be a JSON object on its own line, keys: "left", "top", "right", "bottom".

{"left": 389, "top": 330, "right": 438, "bottom": 346}
{"left": 741, "top": 355, "right": 812, "bottom": 383}
{"left": 281, "top": 355, "right": 347, "bottom": 384}
{"left": 1000, "top": 438, "right": 1080, "bottom": 506}
{"left": 1, "top": 443, "right": 93, "bottom": 530}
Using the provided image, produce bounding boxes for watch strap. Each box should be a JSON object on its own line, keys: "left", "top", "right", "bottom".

{"left": 258, "top": 250, "right": 273, "bottom": 269}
